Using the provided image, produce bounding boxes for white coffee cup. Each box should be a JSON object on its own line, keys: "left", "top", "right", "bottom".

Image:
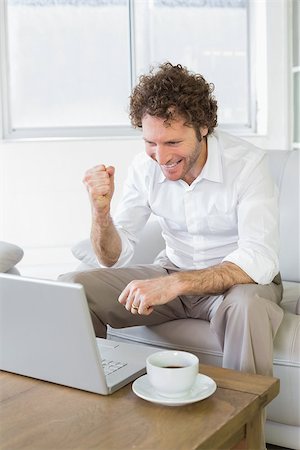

{"left": 146, "top": 350, "right": 199, "bottom": 398}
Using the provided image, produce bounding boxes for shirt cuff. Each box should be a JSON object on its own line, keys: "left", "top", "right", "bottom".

{"left": 222, "top": 248, "right": 279, "bottom": 285}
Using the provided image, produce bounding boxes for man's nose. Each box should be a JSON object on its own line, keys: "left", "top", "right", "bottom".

{"left": 154, "top": 145, "right": 169, "bottom": 165}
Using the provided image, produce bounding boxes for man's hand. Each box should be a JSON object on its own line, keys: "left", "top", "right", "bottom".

{"left": 83, "top": 164, "right": 115, "bottom": 215}
{"left": 118, "top": 277, "right": 178, "bottom": 316}
{"left": 118, "top": 262, "right": 254, "bottom": 315}
{"left": 84, "top": 164, "right": 121, "bottom": 267}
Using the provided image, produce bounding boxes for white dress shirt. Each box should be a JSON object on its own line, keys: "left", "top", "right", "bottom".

{"left": 111, "top": 130, "right": 279, "bottom": 285}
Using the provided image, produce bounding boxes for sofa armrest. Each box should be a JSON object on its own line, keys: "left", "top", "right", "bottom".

{"left": 72, "top": 239, "right": 99, "bottom": 268}
{"left": 280, "top": 281, "right": 300, "bottom": 315}
{"left": 0, "top": 241, "right": 24, "bottom": 273}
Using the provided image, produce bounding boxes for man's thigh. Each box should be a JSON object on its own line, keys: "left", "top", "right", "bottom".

{"left": 60, "top": 264, "right": 187, "bottom": 330}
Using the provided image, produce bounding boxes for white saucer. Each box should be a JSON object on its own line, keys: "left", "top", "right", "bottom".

{"left": 132, "top": 373, "right": 217, "bottom": 406}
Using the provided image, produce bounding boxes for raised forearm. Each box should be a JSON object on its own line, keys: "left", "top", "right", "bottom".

{"left": 83, "top": 163, "right": 122, "bottom": 267}
{"left": 91, "top": 212, "right": 122, "bottom": 267}
{"left": 171, "top": 262, "right": 254, "bottom": 297}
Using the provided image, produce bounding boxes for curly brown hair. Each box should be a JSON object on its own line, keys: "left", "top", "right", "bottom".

{"left": 129, "top": 62, "right": 218, "bottom": 136}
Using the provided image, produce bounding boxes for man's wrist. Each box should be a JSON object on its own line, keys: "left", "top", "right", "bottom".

{"left": 92, "top": 209, "right": 113, "bottom": 228}
{"left": 168, "top": 272, "right": 190, "bottom": 297}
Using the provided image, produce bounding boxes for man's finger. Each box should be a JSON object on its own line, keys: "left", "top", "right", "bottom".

{"left": 118, "top": 286, "right": 129, "bottom": 305}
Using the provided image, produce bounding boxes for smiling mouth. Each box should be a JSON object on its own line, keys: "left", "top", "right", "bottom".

{"left": 162, "top": 159, "right": 183, "bottom": 169}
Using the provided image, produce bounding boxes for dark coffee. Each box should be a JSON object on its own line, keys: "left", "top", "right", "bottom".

{"left": 163, "top": 365, "right": 185, "bottom": 369}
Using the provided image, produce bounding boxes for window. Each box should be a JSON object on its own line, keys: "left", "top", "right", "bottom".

{"left": 0, "top": 0, "right": 255, "bottom": 139}
{"left": 134, "top": 0, "right": 249, "bottom": 128}
{"left": 1, "top": 0, "right": 132, "bottom": 138}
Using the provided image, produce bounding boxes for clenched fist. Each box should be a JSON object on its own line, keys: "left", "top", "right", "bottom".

{"left": 83, "top": 164, "right": 115, "bottom": 215}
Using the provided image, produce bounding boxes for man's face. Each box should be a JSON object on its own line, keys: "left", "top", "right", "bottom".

{"left": 142, "top": 114, "right": 208, "bottom": 185}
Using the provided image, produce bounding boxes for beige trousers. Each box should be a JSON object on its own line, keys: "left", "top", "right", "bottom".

{"left": 59, "top": 263, "right": 283, "bottom": 377}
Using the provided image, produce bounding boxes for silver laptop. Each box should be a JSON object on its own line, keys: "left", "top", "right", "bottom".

{"left": 0, "top": 273, "right": 160, "bottom": 395}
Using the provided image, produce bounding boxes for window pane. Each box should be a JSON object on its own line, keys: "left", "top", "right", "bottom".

{"left": 6, "top": 0, "right": 131, "bottom": 128}
{"left": 134, "top": 0, "right": 249, "bottom": 127}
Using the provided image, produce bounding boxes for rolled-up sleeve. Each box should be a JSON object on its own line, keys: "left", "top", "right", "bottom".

{"left": 223, "top": 155, "right": 280, "bottom": 284}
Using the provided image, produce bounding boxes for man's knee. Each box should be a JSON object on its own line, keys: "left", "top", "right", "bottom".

{"left": 224, "top": 278, "right": 283, "bottom": 313}
{"left": 58, "top": 270, "right": 87, "bottom": 284}
{"left": 223, "top": 284, "right": 267, "bottom": 315}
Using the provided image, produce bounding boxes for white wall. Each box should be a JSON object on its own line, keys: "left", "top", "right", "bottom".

{"left": 0, "top": 136, "right": 143, "bottom": 269}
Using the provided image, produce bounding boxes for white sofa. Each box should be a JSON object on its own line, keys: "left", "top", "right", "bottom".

{"left": 73, "top": 150, "right": 300, "bottom": 450}
{"left": 0, "top": 241, "right": 23, "bottom": 275}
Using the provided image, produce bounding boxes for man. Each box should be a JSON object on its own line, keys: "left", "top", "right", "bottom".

{"left": 61, "top": 62, "right": 283, "bottom": 378}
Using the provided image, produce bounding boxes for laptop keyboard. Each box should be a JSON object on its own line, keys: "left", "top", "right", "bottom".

{"left": 102, "top": 358, "right": 127, "bottom": 376}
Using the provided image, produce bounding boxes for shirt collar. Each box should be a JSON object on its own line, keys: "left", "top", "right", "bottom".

{"left": 157, "top": 167, "right": 167, "bottom": 183}
{"left": 199, "top": 132, "right": 223, "bottom": 183}
{"left": 157, "top": 131, "right": 223, "bottom": 185}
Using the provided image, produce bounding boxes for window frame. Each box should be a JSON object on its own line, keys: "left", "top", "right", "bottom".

{"left": 0, "top": 0, "right": 286, "bottom": 143}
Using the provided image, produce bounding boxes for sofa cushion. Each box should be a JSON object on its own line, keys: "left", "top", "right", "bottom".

{"left": 72, "top": 239, "right": 99, "bottom": 268}
{"left": 0, "top": 242, "right": 24, "bottom": 273}
{"left": 108, "top": 319, "right": 223, "bottom": 366}
{"left": 72, "top": 219, "right": 165, "bottom": 268}
{"left": 280, "top": 281, "right": 300, "bottom": 315}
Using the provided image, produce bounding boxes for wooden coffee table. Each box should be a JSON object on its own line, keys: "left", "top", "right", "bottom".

{"left": 0, "top": 364, "right": 279, "bottom": 449}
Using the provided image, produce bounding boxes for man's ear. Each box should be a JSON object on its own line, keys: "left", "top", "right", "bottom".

{"left": 200, "top": 126, "right": 208, "bottom": 137}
